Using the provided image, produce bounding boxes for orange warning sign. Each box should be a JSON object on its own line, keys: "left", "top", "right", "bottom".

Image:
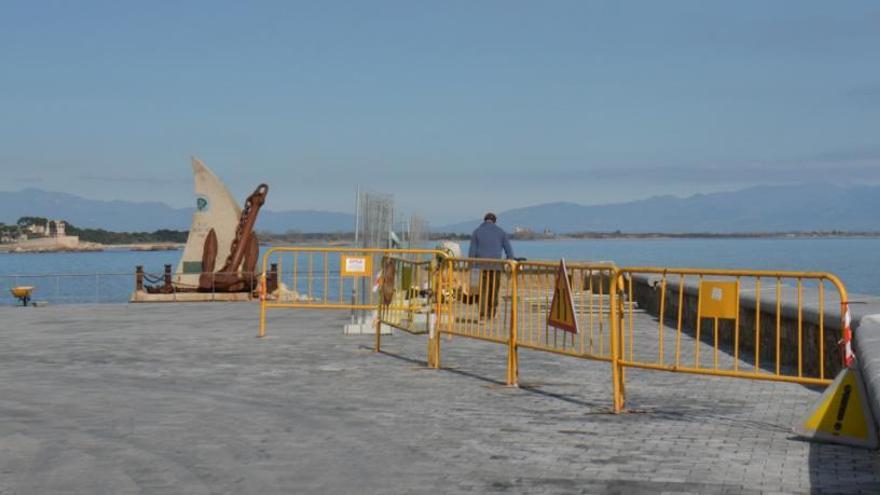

{"left": 547, "top": 259, "right": 578, "bottom": 334}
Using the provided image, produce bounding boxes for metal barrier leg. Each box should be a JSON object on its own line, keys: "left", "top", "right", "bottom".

{"left": 258, "top": 273, "right": 267, "bottom": 338}
{"left": 507, "top": 341, "right": 519, "bottom": 386}
{"left": 375, "top": 311, "right": 382, "bottom": 352}
{"left": 507, "top": 266, "right": 519, "bottom": 386}
{"left": 610, "top": 275, "right": 625, "bottom": 413}
{"left": 432, "top": 327, "right": 441, "bottom": 368}
{"left": 259, "top": 300, "right": 267, "bottom": 338}
{"left": 427, "top": 329, "right": 436, "bottom": 367}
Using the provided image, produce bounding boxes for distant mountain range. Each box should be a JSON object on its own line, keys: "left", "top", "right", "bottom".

{"left": 0, "top": 188, "right": 355, "bottom": 233}
{"left": 439, "top": 184, "right": 880, "bottom": 234}
{"left": 2, "top": 184, "right": 879, "bottom": 234}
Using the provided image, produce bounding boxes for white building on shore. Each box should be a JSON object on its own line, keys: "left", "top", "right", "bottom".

{"left": 9, "top": 219, "right": 80, "bottom": 249}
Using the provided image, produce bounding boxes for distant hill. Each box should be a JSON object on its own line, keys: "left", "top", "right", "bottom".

{"left": 0, "top": 188, "right": 355, "bottom": 233}
{"left": 439, "top": 184, "right": 880, "bottom": 234}
{"left": 5, "top": 184, "right": 879, "bottom": 235}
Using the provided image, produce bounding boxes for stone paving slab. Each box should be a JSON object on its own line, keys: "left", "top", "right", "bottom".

{"left": 0, "top": 303, "right": 878, "bottom": 494}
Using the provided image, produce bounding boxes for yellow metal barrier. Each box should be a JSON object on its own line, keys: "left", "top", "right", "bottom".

{"left": 258, "top": 247, "right": 852, "bottom": 416}
{"left": 431, "top": 258, "right": 518, "bottom": 384}
{"left": 514, "top": 261, "right": 620, "bottom": 361}
{"left": 512, "top": 261, "right": 624, "bottom": 403}
{"left": 615, "top": 267, "right": 849, "bottom": 412}
{"left": 374, "top": 255, "right": 447, "bottom": 365}
{"left": 258, "top": 247, "right": 445, "bottom": 337}
{"left": 375, "top": 256, "right": 437, "bottom": 335}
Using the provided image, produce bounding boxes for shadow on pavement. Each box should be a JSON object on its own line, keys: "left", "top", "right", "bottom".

{"left": 808, "top": 439, "right": 880, "bottom": 493}
{"left": 372, "top": 347, "right": 606, "bottom": 409}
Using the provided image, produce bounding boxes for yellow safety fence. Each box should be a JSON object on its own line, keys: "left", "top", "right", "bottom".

{"left": 614, "top": 267, "right": 848, "bottom": 411}
{"left": 375, "top": 255, "right": 442, "bottom": 333}
{"left": 513, "top": 261, "right": 620, "bottom": 361}
{"left": 259, "top": 247, "right": 850, "bottom": 414}
{"left": 377, "top": 258, "right": 623, "bottom": 388}
{"left": 433, "top": 258, "right": 518, "bottom": 381}
{"left": 258, "top": 247, "right": 445, "bottom": 337}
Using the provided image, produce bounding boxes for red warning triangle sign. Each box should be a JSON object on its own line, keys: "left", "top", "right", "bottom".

{"left": 548, "top": 259, "right": 578, "bottom": 334}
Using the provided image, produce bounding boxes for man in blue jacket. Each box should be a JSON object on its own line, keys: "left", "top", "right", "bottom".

{"left": 468, "top": 212, "right": 515, "bottom": 318}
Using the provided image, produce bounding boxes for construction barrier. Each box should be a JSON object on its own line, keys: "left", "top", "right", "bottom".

{"left": 375, "top": 255, "right": 439, "bottom": 335}
{"left": 258, "top": 247, "right": 445, "bottom": 337}
{"left": 430, "top": 258, "right": 518, "bottom": 382}
{"left": 512, "top": 260, "right": 625, "bottom": 405}
{"left": 615, "top": 267, "right": 849, "bottom": 412}
{"left": 513, "top": 261, "right": 620, "bottom": 360}
{"left": 258, "top": 247, "right": 854, "bottom": 418}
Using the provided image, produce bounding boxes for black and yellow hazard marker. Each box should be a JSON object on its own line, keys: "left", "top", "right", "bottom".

{"left": 794, "top": 366, "right": 878, "bottom": 449}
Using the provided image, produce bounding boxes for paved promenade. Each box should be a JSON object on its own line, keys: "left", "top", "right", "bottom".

{"left": 1, "top": 303, "right": 878, "bottom": 494}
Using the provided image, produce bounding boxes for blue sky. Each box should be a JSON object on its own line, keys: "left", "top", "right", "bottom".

{"left": 1, "top": 1, "right": 878, "bottom": 223}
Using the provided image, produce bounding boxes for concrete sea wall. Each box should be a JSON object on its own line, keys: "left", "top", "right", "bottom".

{"left": 854, "top": 316, "right": 880, "bottom": 443}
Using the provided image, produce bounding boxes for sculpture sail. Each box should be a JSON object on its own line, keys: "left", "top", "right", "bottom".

{"left": 175, "top": 157, "right": 242, "bottom": 288}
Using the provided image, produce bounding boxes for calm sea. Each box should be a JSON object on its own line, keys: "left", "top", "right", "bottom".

{"left": 1, "top": 238, "right": 878, "bottom": 303}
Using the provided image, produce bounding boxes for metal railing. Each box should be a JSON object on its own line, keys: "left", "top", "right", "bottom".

{"left": 375, "top": 256, "right": 437, "bottom": 335}
{"left": 370, "top": 259, "right": 850, "bottom": 414}
{"left": 431, "top": 258, "right": 518, "bottom": 381}
{"left": 514, "top": 261, "right": 619, "bottom": 361}
{"left": 0, "top": 272, "right": 136, "bottom": 304}
{"left": 616, "top": 268, "right": 848, "bottom": 385}
{"left": 258, "top": 247, "right": 446, "bottom": 337}
{"left": 1, "top": 269, "right": 264, "bottom": 305}
{"left": 133, "top": 267, "right": 259, "bottom": 301}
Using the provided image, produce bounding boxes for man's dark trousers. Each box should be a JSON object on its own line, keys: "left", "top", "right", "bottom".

{"left": 479, "top": 269, "right": 501, "bottom": 319}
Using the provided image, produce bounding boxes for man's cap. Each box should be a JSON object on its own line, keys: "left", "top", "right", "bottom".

{"left": 484, "top": 212, "right": 497, "bottom": 222}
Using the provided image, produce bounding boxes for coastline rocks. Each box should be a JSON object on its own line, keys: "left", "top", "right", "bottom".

{"left": 3, "top": 242, "right": 104, "bottom": 254}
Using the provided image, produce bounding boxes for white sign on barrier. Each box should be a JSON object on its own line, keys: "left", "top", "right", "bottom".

{"left": 341, "top": 256, "right": 372, "bottom": 277}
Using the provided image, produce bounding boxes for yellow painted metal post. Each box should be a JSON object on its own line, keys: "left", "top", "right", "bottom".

{"left": 374, "top": 312, "right": 382, "bottom": 353}
{"left": 658, "top": 275, "right": 667, "bottom": 364}
{"left": 375, "top": 267, "right": 383, "bottom": 353}
{"left": 507, "top": 261, "right": 519, "bottom": 386}
{"left": 431, "top": 312, "right": 442, "bottom": 369}
{"left": 258, "top": 271, "right": 267, "bottom": 338}
{"left": 618, "top": 273, "right": 627, "bottom": 398}
{"left": 610, "top": 271, "right": 624, "bottom": 413}
{"left": 435, "top": 257, "right": 447, "bottom": 368}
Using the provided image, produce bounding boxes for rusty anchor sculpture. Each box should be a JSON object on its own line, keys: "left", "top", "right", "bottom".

{"left": 198, "top": 184, "right": 269, "bottom": 293}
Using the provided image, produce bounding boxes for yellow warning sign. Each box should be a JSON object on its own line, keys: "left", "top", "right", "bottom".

{"left": 698, "top": 280, "right": 739, "bottom": 320}
{"left": 547, "top": 259, "right": 578, "bottom": 334}
{"left": 795, "top": 367, "right": 879, "bottom": 449}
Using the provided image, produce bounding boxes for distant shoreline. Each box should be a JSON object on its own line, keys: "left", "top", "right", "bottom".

{"left": 262, "top": 230, "right": 880, "bottom": 245}
{"left": 0, "top": 242, "right": 183, "bottom": 254}
{"left": 3, "top": 231, "right": 879, "bottom": 254}
{"left": 526, "top": 232, "right": 880, "bottom": 240}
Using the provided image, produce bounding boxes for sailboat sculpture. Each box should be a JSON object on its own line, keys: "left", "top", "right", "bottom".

{"left": 172, "top": 157, "right": 268, "bottom": 292}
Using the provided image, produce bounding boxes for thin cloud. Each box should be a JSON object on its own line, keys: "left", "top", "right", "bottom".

{"left": 76, "top": 174, "right": 180, "bottom": 186}
{"left": 846, "top": 82, "right": 880, "bottom": 99}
